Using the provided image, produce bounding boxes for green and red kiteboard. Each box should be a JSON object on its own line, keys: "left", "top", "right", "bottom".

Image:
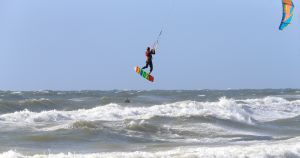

{"left": 135, "top": 66, "right": 154, "bottom": 82}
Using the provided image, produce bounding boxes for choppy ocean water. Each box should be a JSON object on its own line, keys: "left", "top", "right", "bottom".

{"left": 1, "top": 89, "right": 300, "bottom": 158}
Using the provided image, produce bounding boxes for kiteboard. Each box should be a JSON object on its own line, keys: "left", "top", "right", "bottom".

{"left": 135, "top": 66, "right": 154, "bottom": 82}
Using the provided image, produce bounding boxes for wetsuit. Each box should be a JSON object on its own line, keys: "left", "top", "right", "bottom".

{"left": 142, "top": 49, "right": 155, "bottom": 74}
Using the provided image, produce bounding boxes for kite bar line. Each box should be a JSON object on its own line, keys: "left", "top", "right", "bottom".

{"left": 152, "top": 30, "right": 163, "bottom": 50}
{"left": 152, "top": 0, "right": 173, "bottom": 50}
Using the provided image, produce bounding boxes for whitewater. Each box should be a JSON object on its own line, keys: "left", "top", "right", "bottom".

{"left": 0, "top": 89, "right": 300, "bottom": 158}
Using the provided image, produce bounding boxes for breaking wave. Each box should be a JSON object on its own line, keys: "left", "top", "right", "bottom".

{"left": 18, "top": 98, "right": 54, "bottom": 106}
{"left": 0, "top": 97, "right": 299, "bottom": 131}
{"left": 1, "top": 137, "right": 300, "bottom": 158}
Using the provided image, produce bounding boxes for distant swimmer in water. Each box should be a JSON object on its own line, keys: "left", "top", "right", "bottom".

{"left": 125, "top": 98, "right": 130, "bottom": 103}
{"left": 142, "top": 47, "right": 156, "bottom": 74}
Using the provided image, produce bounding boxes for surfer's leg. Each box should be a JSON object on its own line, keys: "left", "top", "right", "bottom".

{"left": 142, "top": 62, "right": 149, "bottom": 69}
{"left": 149, "top": 61, "right": 153, "bottom": 74}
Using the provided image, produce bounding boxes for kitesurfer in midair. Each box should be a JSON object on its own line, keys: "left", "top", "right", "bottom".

{"left": 142, "top": 47, "right": 155, "bottom": 74}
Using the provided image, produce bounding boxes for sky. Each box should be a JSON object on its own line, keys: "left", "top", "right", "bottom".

{"left": 0, "top": 0, "right": 299, "bottom": 90}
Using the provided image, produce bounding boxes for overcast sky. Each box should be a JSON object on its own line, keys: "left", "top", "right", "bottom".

{"left": 0, "top": 0, "right": 299, "bottom": 90}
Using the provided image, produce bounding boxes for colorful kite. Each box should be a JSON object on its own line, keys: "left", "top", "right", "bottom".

{"left": 279, "top": 0, "right": 295, "bottom": 30}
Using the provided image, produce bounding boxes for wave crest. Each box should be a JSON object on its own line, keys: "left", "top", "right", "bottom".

{"left": 0, "top": 97, "right": 299, "bottom": 130}
{"left": 1, "top": 137, "right": 300, "bottom": 158}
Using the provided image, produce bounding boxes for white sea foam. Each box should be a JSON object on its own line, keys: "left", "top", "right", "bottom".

{"left": 1, "top": 137, "right": 300, "bottom": 158}
{"left": 18, "top": 98, "right": 52, "bottom": 104}
{"left": 36, "top": 90, "right": 49, "bottom": 93}
{"left": 68, "top": 98, "right": 88, "bottom": 102}
{"left": 0, "top": 97, "right": 300, "bottom": 130}
{"left": 239, "top": 96, "right": 300, "bottom": 122}
{"left": 10, "top": 91, "right": 22, "bottom": 95}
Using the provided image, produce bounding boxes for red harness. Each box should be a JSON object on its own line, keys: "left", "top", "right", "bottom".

{"left": 145, "top": 51, "right": 151, "bottom": 57}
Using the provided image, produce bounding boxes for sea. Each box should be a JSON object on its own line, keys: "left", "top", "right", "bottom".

{"left": 0, "top": 89, "right": 300, "bottom": 158}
